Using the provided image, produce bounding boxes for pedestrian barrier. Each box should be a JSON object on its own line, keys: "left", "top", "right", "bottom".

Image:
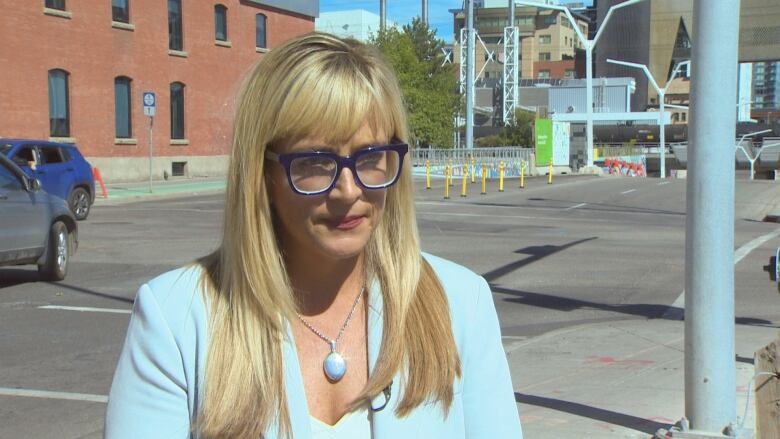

{"left": 547, "top": 162, "right": 553, "bottom": 185}
{"left": 481, "top": 163, "right": 487, "bottom": 195}
{"left": 443, "top": 165, "right": 450, "bottom": 199}
{"left": 425, "top": 160, "right": 431, "bottom": 189}
{"left": 499, "top": 161, "right": 505, "bottom": 192}
{"left": 460, "top": 165, "right": 468, "bottom": 197}
{"left": 519, "top": 160, "right": 526, "bottom": 188}
{"left": 93, "top": 167, "right": 109, "bottom": 198}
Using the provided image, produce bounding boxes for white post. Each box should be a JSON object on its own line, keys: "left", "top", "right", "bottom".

{"left": 685, "top": 0, "right": 740, "bottom": 433}
{"left": 659, "top": 94, "right": 666, "bottom": 178}
{"left": 585, "top": 44, "right": 594, "bottom": 167}
{"left": 148, "top": 116, "right": 154, "bottom": 193}
{"left": 380, "top": 0, "right": 386, "bottom": 31}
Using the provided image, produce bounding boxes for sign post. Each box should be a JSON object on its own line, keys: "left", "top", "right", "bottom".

{"left": 143, "top": 92, "right": 156, "bottom": 193}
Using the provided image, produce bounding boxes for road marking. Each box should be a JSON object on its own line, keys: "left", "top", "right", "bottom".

{"left": 565, "top": 203, "right": 587, "bottom": 211}
{"left": 0, "top": 387, "right": 107, "bottom": 403}
{"left": 38, "top": 305, "right": 131, "bottom": 314}
{"left": 663, "top": 227, "right": 780, "bottom": 320}
{"left": 620, "top": 189, "right": 637, "bottom": 195}
{"left": 658, "top": 181, "right": 671, "bottom": 186}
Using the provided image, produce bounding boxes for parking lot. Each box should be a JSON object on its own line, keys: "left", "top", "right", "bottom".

{"left": 2, "top": 174, "right": 780, "bottom": 438}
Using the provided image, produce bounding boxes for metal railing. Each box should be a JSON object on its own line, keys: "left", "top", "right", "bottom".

{"left": 411, "top": 147, "right": 535, "bottom": 178}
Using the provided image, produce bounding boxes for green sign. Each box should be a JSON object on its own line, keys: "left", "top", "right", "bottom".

{"left": 535, "top": 118, "right": 553, "bottom": 166}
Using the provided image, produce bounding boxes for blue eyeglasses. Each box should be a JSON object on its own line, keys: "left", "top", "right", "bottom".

{"left": 265, "top": 143, "right": 408, "bottom": 195}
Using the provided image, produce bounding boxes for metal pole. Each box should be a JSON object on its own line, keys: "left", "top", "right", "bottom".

{"left": 465, "top": 0, "right": 475, "bottom": 149}
{"left": 380, "top": 0, "right": 386, "bottom": 32}
{"left": 585, "top": 44, "right": 594, "bottom": 167}
{"left": 659, "top": 92, "right": 666, "bottom": 178}
{"left": 148, "top": 116, "right": 154, "bottom": 193}
{"left": 509, "top": 0, "right": 514, "bottom": 26}
{"left": 422, "top": 0, "right": 428, "bottom": 25}
{"left": 685, "top": 0, "right": 739, "bottom": 433}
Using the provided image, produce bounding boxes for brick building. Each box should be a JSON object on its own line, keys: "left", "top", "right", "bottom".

{"left": 0, "top": 0, "right": 317, "bottom": 182}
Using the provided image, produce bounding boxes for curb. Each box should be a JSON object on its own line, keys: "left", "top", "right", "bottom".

{"left": 93, "top": 180, "right": 226, "bottom": 205}
{"left": 765, "top": 210, "right": 780, "bottom": 223}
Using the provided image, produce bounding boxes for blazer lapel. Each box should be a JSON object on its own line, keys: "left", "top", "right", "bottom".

{"left": 282, "top": 321, "right": 313, "bottom": 439}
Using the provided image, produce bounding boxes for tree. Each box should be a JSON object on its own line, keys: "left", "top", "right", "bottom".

{"left": 476, "top": 109, "right": 535, "bottom": 147}
{"left": 371, "top": 19, "right": 459, "bottom": 148}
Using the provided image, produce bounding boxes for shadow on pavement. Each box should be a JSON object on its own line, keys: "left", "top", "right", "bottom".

{"left": 515, "top": 392, "right": 672, "bottom": 435}
{"left": 483, "top": 237, "right": 598, "bottom": 282}
{"left": 494, "top": 285, "right": 777, "bottom": 327}
{"left": 0, "top": 268, "right": 41, "bottom": 287}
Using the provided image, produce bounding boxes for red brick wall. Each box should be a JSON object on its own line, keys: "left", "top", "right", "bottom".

{"left": 533, "top": 60, "right": 577, "bottom": 79}
{"left": 0, "top": 0, "right": 314, "bottom": 160}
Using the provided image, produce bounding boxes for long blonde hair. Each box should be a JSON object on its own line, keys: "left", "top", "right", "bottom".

{"left": 197, "top": 33, "right": 460, "bottom": 438}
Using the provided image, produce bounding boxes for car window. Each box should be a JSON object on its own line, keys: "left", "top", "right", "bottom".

{"left": 60, "top": 147, "right": 72, "bottom": 162}
{"left": 15, "top": 146, "right": 36, "bottom": 162}
{"left": 39, "top": 147, "right": 65, "bottom": 164}
{"left": 0, "top": 144, "right": 12, "bottom": 156}
{"left": 0, "top": 162, "right": 23, "bottom": 191}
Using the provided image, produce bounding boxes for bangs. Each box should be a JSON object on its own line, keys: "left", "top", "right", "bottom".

{"left": 269, "top": 56, "right": 400, "bottom": 149}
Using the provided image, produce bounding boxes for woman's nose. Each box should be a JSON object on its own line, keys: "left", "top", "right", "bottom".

{"left": 330, "top": 166, "right": 361, "bottom": 201}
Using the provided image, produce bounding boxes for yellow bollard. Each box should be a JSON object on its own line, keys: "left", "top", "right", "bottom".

{"left": 425, "top": 160, "right": 431, "bottom": 189}
{"left": 499, "top": 161, "right": 505, "bottom": 192}
{"left": 470, "top": 157, "right": 476, "bottom": 183}
{"left": 547, "top": 162, "right": 553, "bottom": 184}
{"left": 444, "top": 165, "right": 450, "bottom": 199}
{"left": 520, "top": 160, "right": 525, "bottom": 188}
{"left": 461, "top": 165, "right": 468, "bottom": 197}
{"left": 448, "top": 160, "right": 454, "bottom": 186}
{"left": 481, "top": 163, "right": 488, "bottom": 195}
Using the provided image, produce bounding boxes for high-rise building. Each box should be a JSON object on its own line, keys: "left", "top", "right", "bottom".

{"left": 752, "top": 61, "right": 780, "bottom": 122}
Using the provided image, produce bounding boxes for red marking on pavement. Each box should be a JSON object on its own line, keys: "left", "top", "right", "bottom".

{"left": 650, "top": 416, "right": 676, "bottom": 424}
{"left": 584, "top": 355, "right": 655, "bottom": 367}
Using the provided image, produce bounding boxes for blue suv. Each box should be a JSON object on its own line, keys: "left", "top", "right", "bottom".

{"left": 0, "top": 139, "right": 95, "bottom": 220}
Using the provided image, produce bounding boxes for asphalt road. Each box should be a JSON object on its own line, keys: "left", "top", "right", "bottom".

{"left": 1, "top": 174, "right": 779, "bottom": 438}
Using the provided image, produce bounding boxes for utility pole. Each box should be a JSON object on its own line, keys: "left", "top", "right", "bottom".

{"left": 465, "top": 0, "right": 475, "bottom": 149}
{"left": 380, "top": 0, "right": 386, "bottom": 31}
{"left": 422, "top": 0, "right": 428, "bottom": 25}
{"left": 682, "top": 0, "right": 740, "bottom": 436}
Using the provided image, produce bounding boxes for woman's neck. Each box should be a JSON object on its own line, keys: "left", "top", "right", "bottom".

{"left": 285, "top": 252, "right": 365, "bottom": 317}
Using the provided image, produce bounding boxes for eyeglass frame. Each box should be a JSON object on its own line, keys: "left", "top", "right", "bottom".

{"left": 264, "top": 143, "right": 408, "bottom": 196}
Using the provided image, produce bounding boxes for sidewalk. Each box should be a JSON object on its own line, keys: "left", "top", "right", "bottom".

{"left": 94, "top": 176, "right": 226, "bottom": 204}
{"left": 506, "top": 318, "right": 770, "bottom": 438}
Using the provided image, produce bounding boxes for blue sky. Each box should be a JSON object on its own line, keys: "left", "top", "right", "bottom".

{"left": 319, "top": 1, "right": 594, "bottom": 43}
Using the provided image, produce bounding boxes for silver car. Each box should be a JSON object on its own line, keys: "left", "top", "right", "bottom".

{"left": 0, "top": 154, "right": 78, "bottom": 281}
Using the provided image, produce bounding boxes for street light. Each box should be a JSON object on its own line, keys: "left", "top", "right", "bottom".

{"left": 517, "top": 0, "right": 649, "bottom": 169}
{"left": 607, "top": 58, "right": 690, "bottom": 178}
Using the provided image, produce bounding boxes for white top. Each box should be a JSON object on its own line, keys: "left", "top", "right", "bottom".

{"left": 310, "top": 406, "right": 372, "bottom": 439}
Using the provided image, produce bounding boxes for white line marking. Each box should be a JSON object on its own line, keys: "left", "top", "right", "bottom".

{"left": 664, "top": 227, "right": 780, "bottom": 320}
{"left": 620, "top": 189, "right": 637, "bottom": 195}
{"left": 0, "top": 387, "right": 108, "bottom": 403}
{"left": 658, "top": 181, "right": 671, "bottom": 186}
{"left": 565, "top": 203, "right": 587, "bottom": 211}
{"left": 38, "top": 305, "right": 131, "bottom": 314}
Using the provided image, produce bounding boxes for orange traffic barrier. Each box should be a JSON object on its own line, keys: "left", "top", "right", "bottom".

{"left": 93, "top": 167, "right": 109, "bottom": 198}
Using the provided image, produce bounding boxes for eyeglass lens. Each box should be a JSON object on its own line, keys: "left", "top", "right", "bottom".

{"left": 289, "top": 150, "right": 400, "bottom": 193}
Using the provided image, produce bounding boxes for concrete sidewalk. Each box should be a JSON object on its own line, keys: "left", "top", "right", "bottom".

{"left": 505, "top": 317, "right": 771, "bottom": 438}
{"left": 94, "top": 177, "right": 226, "bottom": 204}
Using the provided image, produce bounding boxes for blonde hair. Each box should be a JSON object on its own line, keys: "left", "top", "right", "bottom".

{"left": 197, "top": 33, "right": 460, "bottom": 438}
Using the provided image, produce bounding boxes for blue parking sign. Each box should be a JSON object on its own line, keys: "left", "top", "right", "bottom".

{"left": 143, "top": 92, "right": 156, "bottom": 116}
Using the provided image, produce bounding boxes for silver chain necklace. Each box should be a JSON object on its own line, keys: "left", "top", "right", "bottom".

{"left": 296, "top": 286, "right": 365, "bottom": 382}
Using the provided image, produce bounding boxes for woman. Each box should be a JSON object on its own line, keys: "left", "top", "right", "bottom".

{"left": 105, "top": 33, "right": 521, "bottom": 439}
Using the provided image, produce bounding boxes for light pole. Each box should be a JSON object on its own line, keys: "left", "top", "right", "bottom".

{"left": 607, "top": 59, "right": 690, "bottom": 179}
{"left": 517, "top": 0, "right": 649, "bottom": 168}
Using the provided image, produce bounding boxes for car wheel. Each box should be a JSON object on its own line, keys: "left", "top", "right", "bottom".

{"left": 38, "top": 221, "right": 71, "bottom": 281}
{"left": 69, "top": 187, "right": 90, "bottom": 220}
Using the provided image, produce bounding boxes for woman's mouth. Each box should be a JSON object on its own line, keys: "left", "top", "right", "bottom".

{"left": 330, "top": 216, "right": 364, "bottom": 230}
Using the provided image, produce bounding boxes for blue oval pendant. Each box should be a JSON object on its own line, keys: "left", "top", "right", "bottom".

{"left": 324, "top": 351, "right": 347, "bottom": 381}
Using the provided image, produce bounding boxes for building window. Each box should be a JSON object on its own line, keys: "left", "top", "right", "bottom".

{"left": 538, "top": 70, "right": 551, "bottom": 79}
{"left": 256, "top": 13, "right": 267, "bottom": 49}
{"left": 539, "top": 52, "right": 551, "bottom": 61}
{"left": 538, "top": 35, "right": 551, "bottom": 44}
{"left": 168, "top": 0, "right": 183, "bottom": 51}
{"left": 46, "top": 0, "right": 66, "bottom": 10}
{"left": 564, "top": 69, "right": 575, "bottom": 79}
{"left": 112, "top": 0, "right": 129, "bottom": 22}
{"left": 215, "top": 5, "right": 227, "bottom": 41}
{"left": 114, "top": 77, "right": 132, "bottom": 138}
{"left": 681, "top": 112, "right": 687, "bottom": 122}
{"left": 48, "top": 69, "right": 70, "bottom": 137}
{"left": 543, "top": 15, "right": 556, "bottom": 25}
{"left": 170, "top": 82, "right": 185, "bottom": 139}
